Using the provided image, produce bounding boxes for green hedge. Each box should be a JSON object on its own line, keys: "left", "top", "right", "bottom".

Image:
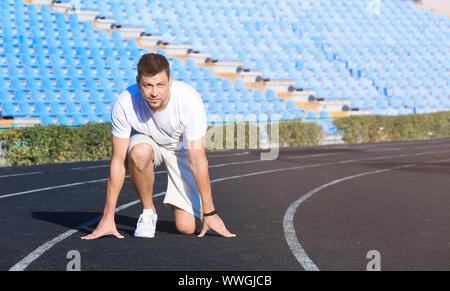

{"left": 2, "top": 112, "right": 449, "bottom": 167}
{"left": 333, "top": 111, "right": 450, "bottom": 144}
{"left": 0, "top": 120, "right": 323, "bottom": 166}
{"left": 0, "top": 123, "right": 112, "bottom": 166}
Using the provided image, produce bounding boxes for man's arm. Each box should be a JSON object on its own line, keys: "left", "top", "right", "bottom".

{"left": 81, "top": 136, "right": 130, "bottom": 240}
{"left": 187, "top": 137, "right": 236, "bottom": 238}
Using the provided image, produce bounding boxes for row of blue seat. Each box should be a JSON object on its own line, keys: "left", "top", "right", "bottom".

{"left": 1, "top": 100, "right": 111, "bottom": 118}
{"left": 40, "top": 112, "right": 111, "bottom": 126}
{"left": 0, "top": 89, "right": 117, "bottom": 103}
{"left": 351, "top": 95, "right": 449, "bottom": 109}
{"left": 206, "top": 109, "right": 331, "bottom": 124}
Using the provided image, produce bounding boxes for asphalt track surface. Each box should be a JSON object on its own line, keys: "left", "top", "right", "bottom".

{"left": 1, "top": 138, "right": 449, "bottom": 271}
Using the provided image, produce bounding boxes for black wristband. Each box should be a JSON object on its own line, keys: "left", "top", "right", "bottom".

{"left": 203, "top": 210, "right": 217, "bottom": 217}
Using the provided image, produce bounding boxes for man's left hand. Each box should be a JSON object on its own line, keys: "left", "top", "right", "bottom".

{"left": 198, "top": 215, "right": 236, "bottom": 238}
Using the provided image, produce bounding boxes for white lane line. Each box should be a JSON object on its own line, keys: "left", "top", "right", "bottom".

{"left": 67, "top": 152, "right": 251, "bottom": 170}
{"left": 285, "top": 153, "right": 339, "bottom": 160}
{"left": 207, "top": 151, "right": 250, "bottom": 158}
{"left": 9, "top": 149, "right": 450, "bottom": 271}
{"left": 0, "top": 170, "right": 166, "bottom": 200}
{"left": 70, "top": 165, "right": 110, "bottom": 171}
{"left": 209, "top": 152, "right": 339, "bottom": 168}
{"left": 0, "top": 171, "right": 43, "bottom": 179}
{"left": 283, "top": 157, "right": 450, "bottom": 271}
{"left": 0, "top": 178, "right": 109, "bottom": 199}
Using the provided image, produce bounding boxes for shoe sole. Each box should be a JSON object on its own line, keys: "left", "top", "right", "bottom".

{"left": 134, "top": 232, "right": 155, "bottom": 238}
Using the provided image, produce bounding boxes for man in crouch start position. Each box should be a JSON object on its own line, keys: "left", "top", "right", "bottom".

{"left": 82, "top": 53, "right": 236, "bottom": 239}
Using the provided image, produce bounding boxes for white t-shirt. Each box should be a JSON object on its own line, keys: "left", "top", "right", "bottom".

{"left": 111, "top": 81, "right": 207, "bottom": 152}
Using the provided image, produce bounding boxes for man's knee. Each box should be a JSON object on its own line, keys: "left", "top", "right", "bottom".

{"left": 173, "top": 207, "right": 200, "bottom": 235}
{"left": 128, "top": 144, "right": 155, "bottom": 171}
{"left": 175, "top": 219, "right": 197, "bottom": 235}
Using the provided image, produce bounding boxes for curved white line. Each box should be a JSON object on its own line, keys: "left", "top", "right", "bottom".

{"left": 283, "top": 164, "right": 415, "bottom": 271}
{"left": 283, "top": 157, "right": 450, "bottom": 271}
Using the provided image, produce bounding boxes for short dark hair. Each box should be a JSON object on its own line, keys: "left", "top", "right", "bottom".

{"left": 137, "top": 53, "right": 170, "bottom": 80}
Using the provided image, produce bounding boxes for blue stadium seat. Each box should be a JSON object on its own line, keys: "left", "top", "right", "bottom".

{"left": 102, "top": 113, "right": 111, "bottom": 123}
{"left": 57, "top": 114, "right": 71, "bottom": 126}
{"left": 40, "top": 114, "right": 54, "bottom": 126}
{"left": 80, "top": 101, "right": 94, "bottom": 116}
{"left": 50, "top": 103, "right": 64, "bottom": 117}
{"left": 65, "top": 101, "right": 79, "bottom": 116}
{"left": 207, "top": 101, "right": 221, "bottom": 114}
{"left": 294, "top": 109, "right": 305, "bottom": 120}
{"left": 247, "top": 100, "right": 260, "bottom": 114}
{"left": 227, "top": 89, "right": 239, "bottom": 102}
{"left": 221, "top": 101, "right": 234, "bottom": 114}
{"left": 319, "top": 110, "right": 330, "bottom": 119}
{"left": 307, "top": 111, "right": 318, "bottom": 119}
{"left": 273, "top": 100, "right": 285, "bottom": 113}
{"left": 214, "top": 90, "right": 227, "bottom": 103}
{"left": 253, "top": 89, "right": 265, "bottom": 101}
{"left": 281, "top": 110, "right": 294, "bottom": 121}
{"left": 265, "top": 89, "right": 277, "bottom": 101}
{"left": 95, "top": 101, "right": 109, "bottom": 115}
{"left": 0, "top": 91, "right": 13, "bottom": 103}
{"left": 103, "top": 90, "right": 116, "bottom": 102}
{"left": 234, "top": 101, "right": 247, "bottom": 114}
{"left": 1, "top": 102, "right": 17, "bottom": 117}
{"left": 34, "top": 102, "right": 49, "bottom": 116}
{"left": 240, "top": 89, "right": 252, "bottom": 102}
{"left": 13, "top": 90, "right": 28, "bottom": 103}
{"left": 234, "top": 79, "right": 245, "bottom": 91}
{"left": 286, "top": 100, "right": 298, "bottom": 112}
{"left": 260, "top": 100, "right": 273, "bottom": 114}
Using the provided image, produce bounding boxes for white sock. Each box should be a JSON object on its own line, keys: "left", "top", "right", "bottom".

{"left": 143, "top": 209, "right": 156, "bottom": 216}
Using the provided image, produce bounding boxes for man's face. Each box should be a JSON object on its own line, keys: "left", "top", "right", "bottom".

{"left": 137, "top": 71, "right": 172, "bottom": 112}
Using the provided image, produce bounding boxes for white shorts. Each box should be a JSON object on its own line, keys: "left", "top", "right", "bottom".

{"left": 128, "top": 133, "right": 202, "bottom": 219}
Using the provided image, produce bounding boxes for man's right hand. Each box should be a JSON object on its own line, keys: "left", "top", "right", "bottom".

{"left": 81, "top": 216, "right": 124, "bottom": 240}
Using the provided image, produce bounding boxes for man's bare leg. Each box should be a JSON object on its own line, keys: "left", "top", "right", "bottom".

{"left": 171, "top": 206, "right": 201, "bottom": 235}
{"left": 128, "top": 144, "right": 157, "bottom": 213}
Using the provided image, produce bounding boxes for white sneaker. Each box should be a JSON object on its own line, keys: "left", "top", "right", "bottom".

{"left": 134, "top": 211, "right": 157, "bottom": 238}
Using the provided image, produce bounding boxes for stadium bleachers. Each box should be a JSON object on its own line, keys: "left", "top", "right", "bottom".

{"left": 0, "top": 0, "right": 449, "bottom": 136}
{"left": 0, "top": 0, "right": 303, "bottom": 128}
{"left": 50, "top": 0, "right": 449, "bottom": 116}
